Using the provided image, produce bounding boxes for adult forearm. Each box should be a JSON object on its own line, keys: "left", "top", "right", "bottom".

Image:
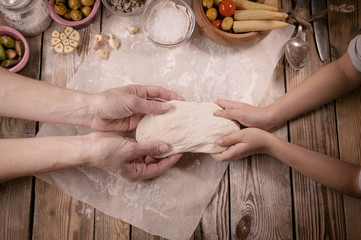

{"left": 0, "top": 68, "right": 94, "bottom": 127}
{"left": 267, "top": 135, "right": 361, "bottom": 198}
{"left": 0, "top": 135, "right": 89, "bottom": 182}
{"left": 267, "top": 54, "right": 361, "bottom": 127}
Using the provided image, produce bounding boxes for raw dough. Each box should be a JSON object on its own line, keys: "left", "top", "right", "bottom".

{"left": 136, "top": 100, "right": 240, "bottom": 157}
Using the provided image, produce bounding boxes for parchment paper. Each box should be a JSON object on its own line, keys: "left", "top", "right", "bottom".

{"left": 37, "top": 9, "right": 294, "bottom": 239}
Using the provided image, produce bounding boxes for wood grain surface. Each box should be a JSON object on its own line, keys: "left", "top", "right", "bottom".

{"left": 1, "top": 0, "right": 361, "bottom": 239}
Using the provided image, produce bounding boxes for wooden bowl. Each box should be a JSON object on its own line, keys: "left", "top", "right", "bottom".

{"left": 193, "top": 0, "right": 279, "bottom": 48}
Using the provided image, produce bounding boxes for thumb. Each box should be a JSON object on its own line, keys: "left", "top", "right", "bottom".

{"left": 132, "top": 97, "right": 171, "bottom": 115}
{"left": 132, "top": 141, "right": 170, "bottom": 157}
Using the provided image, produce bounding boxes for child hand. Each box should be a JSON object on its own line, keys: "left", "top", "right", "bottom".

{"left": 211, "top": 128, "right": 273, "bottom": 162}
{"left": 214, "top": 99, "right": 275, "bottom": 130}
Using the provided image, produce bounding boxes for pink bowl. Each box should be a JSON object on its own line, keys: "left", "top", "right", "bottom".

{"left": 0, "top": 26, "right": 30, "bottom": 73}
{"left": 48, "top": 0, "right": 100, "bottom": 29}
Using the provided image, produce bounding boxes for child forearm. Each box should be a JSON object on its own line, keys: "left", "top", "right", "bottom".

{"left": 267, "top": 53, "right": 361, "bottom": 127}
{"left": 0, "top": 68, "right": 94, "bottom": 127}
{"left": 0, "top": 136, "right": 90, "bottom": 183}
{"left": 267, "top": 135, "right": 361, "bottom": 198}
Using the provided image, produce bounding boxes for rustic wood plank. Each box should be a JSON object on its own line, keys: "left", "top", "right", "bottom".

{"left": 32, "top": 179, "right": 94, "bottom": 239}
{"left": 195, "top": 170, "right": 229, "bottom": 239}
{"left": 285, "top": 0, "right": 346, "bottom": 239}
{"left": 32, "top": 9, "right": 102, "bottom": 240}
{"left": 94, "top": 210, "right": 130, "bottom": 240}
{"left": 328, "top": 0, "right": 361, "bottom": 239}
{"left": 0, "top": 17, "right": 41, "bottom": 239}
{"left": 229, "top": 55, "right": 293, "bottom": 239}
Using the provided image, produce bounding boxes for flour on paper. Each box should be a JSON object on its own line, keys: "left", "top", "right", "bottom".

{"left": 136, "top": 101, "right": 240, "bottom": 157}
{"left": 36, "top": 8, "right": 294, "bottom": 240}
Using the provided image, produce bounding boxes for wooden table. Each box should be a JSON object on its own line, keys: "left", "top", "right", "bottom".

{"left": 1, "top": 0, "right": 361, "bottom": 239}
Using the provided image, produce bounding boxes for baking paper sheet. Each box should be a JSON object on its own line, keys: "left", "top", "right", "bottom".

{"left": 37, "top": 9, "right": 294, "bottom": 240}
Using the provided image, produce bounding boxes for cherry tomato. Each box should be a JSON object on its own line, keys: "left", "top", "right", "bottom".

{"left": 211, "top": 19, "right": 221, "bottom": 29}
{"left": 219, "top": 0, "right": 236, "bottom": 17}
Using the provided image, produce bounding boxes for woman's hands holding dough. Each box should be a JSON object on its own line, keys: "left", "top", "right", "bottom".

{"left": 88, "top": 85, "right": 183, "bottom": 132}
{"left": 86, "top": 132, "right": 182, "bottom": 182}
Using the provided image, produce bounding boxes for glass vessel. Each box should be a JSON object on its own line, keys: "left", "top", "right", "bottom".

{"left": 0, "top": 0, "right": 52, "bottom": 36}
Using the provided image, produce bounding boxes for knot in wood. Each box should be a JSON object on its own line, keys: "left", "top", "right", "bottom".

{"left": 236, "top": 215, "right": 252, "bottom": 240}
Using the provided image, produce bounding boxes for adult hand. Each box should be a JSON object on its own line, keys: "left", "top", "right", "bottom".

{"left": 211, "top": 128, "right": 273, "bottom": 162}
{"left": 86, "top": 132, "right": 182, "bottom": 182}
{"left": 89, "top": 85, "right": 183, "bottom": 131}
{"left": 214, "top": 99, "right": 275, "bottom": 130}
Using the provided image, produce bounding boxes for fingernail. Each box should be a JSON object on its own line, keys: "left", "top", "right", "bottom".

{"left": 159, "top": 144, "right": 168, "bottom": 153}
{"left": 214, "top": 110, "right": 222, "bottom": 116}
{"left": 217, "top": 139, "right": 224, "bottom": 146}
{"left": 160, "top": 102, "right": 170, "bottom": 111}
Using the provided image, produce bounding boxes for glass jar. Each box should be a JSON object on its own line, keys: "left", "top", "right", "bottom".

{"left": 0, "top": 0, "right": 52, "bottom": 36}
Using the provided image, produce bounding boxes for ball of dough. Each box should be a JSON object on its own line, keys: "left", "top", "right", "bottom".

{"left": 136, "top": 100, "right": 240, "bottom": 157}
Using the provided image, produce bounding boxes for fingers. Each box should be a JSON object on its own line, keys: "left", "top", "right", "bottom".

{"left": 214, "top": 108, "right": 240, "bottom": 121}
{"left": 215, "top": 99, "right": 242, "bottom": 109}
{"left": 131, "top": 97, "right": 172, "bottom": 115}
{"left": 211, "top": 145, "right": 243, "bottom": 162}
{"left": 128, "top": 85, "right": 184, "bottom": 101}
{"left": 145, "top": 86, "right": 185, "bottom": 101}
{"left": 216, "top": 132, "right": 243, "bottom": 147}
{"left": 130, "top": 141, "right": 170, "bottom": 158}
{"left": 131, "top": 154, "right": 182, "bottom": 181}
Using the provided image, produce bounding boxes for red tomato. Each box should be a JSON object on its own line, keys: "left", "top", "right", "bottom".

{"left": 211, "top": 19, "right": 221, "bottom": 29}
{"left": 219, "top": 0, "right": 236, "bottom": 17}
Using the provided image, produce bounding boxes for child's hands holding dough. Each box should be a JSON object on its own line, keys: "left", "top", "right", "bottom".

{"left": 214, "top": 99, "right": 276, "bottom": 130}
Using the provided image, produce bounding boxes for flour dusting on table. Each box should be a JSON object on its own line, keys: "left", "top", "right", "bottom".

{"left": 37, "top": 9, "right": 294, "bottom": 240}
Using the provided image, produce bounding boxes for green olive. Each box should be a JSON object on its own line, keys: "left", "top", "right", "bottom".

{"left": 206, "top": 8, "right": 217, "bottom": 22}
{"left": 70, "top": 9, "right": 83, "bottom": 21}
{"left": 81, "top": 6, "right": 92, "bottom": 17}
{"left": 81, "top": 0, "right": 94, "bottom": 7}
{"left": 202, "top": 0, "right": 213, "bottom": 9}
{"left": 56, "top": 0, "right": 66, "bottom": 4}
{"left": 63, "top": 9, "right": 72, "bottom": 20}
{"left": 0, "top": 43, "right": 5, "bottom": 61}
{"left": 1, "top": 59, "right": 19, "bottom": 69}
{"left": 54, "top": 3, "right": 68, "bottom": 16}
{"left": 221, "top": 16, "right": 233, "bottom": 31}
{"left": 0, "top": 35, "right": 15, "bottom": 49}
{"left": 68, "top": 0, "right": 81, "bottom": 9}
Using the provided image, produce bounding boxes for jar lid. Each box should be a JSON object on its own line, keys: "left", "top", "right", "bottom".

{"left": 0, "top": 0, "right": 31, "bottom": 9}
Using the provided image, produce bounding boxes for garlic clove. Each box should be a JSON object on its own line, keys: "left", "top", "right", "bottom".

{"left": 64, "top": 46, "right": 75, "bottom": 53}
{"left": 69, "top": 30, "right": 80, "bottom": 41}
{"left": 64, "top": 27, "right": 74, "bottom": 37}
{"left": 109, "top": 37, "right": 120, "bottom": 50}
{"left": 69, "top": 39, "right": 79, "bottom": 48}
{"left": 60, "top": 33, "right": 67, "bottom": 40}
{"left": 62, "top": 39, "right": 70, "bottom": 46}
{"left": 127, "top": 26, "right": 138, "bottom": 34}
{"left": 53, "top": 43, "right": 64, "bottom": 53}
{"left": 95, "top": 34, "right": 109, "bottom": 45}
{"left": 95, "top": 48, "right": 109, "bottom": 59}
{"left": 51, "top": 37, "right": 61, "bottom": 46}
{"left": 52, "top": 30, "right": 60, "bottom": 38}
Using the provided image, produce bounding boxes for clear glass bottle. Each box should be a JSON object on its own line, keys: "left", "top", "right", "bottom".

{"left": 0, "top": 0, "right": 52, "bottom": 36}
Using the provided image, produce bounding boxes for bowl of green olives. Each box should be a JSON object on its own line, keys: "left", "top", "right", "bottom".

{"left": 49, "top": 0, "right": 100, "bottom": 29}
{"left": 0, "top": 26, "right": 30, "bottom": 73}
